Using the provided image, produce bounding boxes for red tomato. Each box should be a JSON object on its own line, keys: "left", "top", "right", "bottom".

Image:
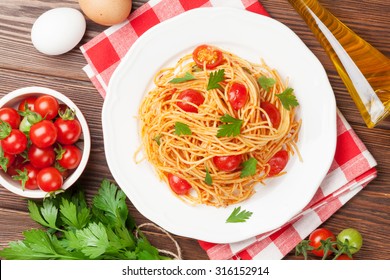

{"left": 267, "top": 150, "right": 289, "bottom": 176}
{"left": 14, "top": 163, "right": 39, "bottom": 190}
{"left": 30, "top": 120, "right": 57, "bottom": 148}
{"left": 34, "top": 95, "right": 59, "bottom": 120}
{"left": 0, "top": 108, "right": 21, "bottom": 129}
{"left": 168, "top": 174, "right": 192, "bottom": 195}
{"left": 176, "top": 89, "right": 205, "bottom": 113}
{"left": 0, "top": 147, "right": 15, "bottom": 171}
{"left": 18, "top": 97, "right": 37, "bottom": 112}
{"left": 309, "top": 228, "right": 336, "bottom": 257}
{"left": 260, "top": 101, "right": 281, "bottom": 128}
{"left": 0, "top": 129, "right": 28, "bottom": 155}
{"left": 54, "top": 118, "right": 81, "bottom": 145}
{"left": 28, "top": 145, "right": 55, "bottom": 169}
{"left": 336, "top": 254, "right": 353, "bottom": 260}
{"left": 57, "top": 145, "right": 82, "bottom": 169}
{"left": 6, "top": 155, "right": 24, "bottom": 176}
{"left": 228, "top": 83, "right": 248, "bottom": 110}
{"left": 37, "top": 167, "right": 63, "bottom": 192}
{"left": 193, "top": 45, "right": 223, "bottom": 69}
{"left": 213, "top": 155, "right": 242, "bottom": 172}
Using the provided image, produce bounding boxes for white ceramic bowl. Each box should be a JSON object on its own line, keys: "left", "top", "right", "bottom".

{"left": 0, "top": 86, "right": 91, "bottom": 198}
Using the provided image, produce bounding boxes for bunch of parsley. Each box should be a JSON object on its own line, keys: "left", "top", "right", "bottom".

{"left": 0, "top": 179, "right": 169, "bottom": 260}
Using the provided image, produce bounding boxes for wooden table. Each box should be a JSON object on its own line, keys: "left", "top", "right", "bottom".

{"left": 0, "top": 0, "right": 389, "bottom": 260}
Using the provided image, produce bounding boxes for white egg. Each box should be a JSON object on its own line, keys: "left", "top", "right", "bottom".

{"left": 31, "top": 8, "right": 86, "bottom": 55}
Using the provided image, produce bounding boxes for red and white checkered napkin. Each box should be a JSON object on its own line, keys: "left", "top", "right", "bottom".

{"left": 80, "top": 0, "right": 377, "bottom": 260}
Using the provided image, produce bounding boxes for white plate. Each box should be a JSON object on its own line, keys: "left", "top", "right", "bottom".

{"left": 102, "top": 7, "right": 337, "bottom": 243}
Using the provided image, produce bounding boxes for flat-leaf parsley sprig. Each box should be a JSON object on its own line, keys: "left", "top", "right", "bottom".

{"left": 0, "top": 180, "right": 170, "bottom": 260}
{"left": 226, "top": 206, "right": 253, "bottom": 223}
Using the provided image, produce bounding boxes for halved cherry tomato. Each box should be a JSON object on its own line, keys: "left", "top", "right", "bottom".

{"left": 213, "top": 155, "right": 242, "bottom": 172}
{"left": 34, "top": 95, "right": 59, "bottom": 120}
{"left": 193, "top": 45, "right": 223, "bottom": 69}
{"left": 228, "top": 83, "right": 248, "bottom": 110}
{"left": 18, "top": 97, "right": 37, "bottom": 112}
{"left": 0, "top": 107, "right": 21, "bottom": 129}
{"left": 37, "top": 167, "right": 63, "bottom": 192}
{"left": 176, "top": 89, "right": 205, "bottom": 113}
{"left": 168, "top": 174, "right": 192, "bottom": 195}
{"left": 309, "top": 228, "right": 336, "bottom": 257}
{"left": 267, "top": 150, "right": 289, "bottom": 176}
{"left": 28, "top": 145, "right": 55, "bottom": 169}
{"left": 260, "top": 101, "right": 281, "bottom": 128}
{"left": 30, "top": 120, "right": 57, "bottom": 148}
{"left": 57, "top": 145, "right": 82, "bottom": 169}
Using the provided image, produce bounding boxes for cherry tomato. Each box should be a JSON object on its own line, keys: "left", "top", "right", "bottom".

{"left": 30, "top": 120, "right": 57, "bottom": 148}
{"left": 0, "top": 129, "right": 28, "bottom": 155}
{"left": 337, "top": 228, "right": 363, "bottom": 254}
{"left": 267, "top": 150, "right": 289, "bottom": 176}
{"left": 0, "top": 146, "right": 15, "bottom": 172}
{"left": 57, "top": 145, "right": 82, "bottom": 169}
{"left": 336, "top": 254, "right": 353, "bottom": 260}
{"left": 18, "top": 97, "right": 37, "bottom": 112}
{"left": 0, "top": 107, "right": 21, "bottom": 129}
{"left": 13, "top": 163, "right": 39, "bottom": 190}
{"left": 193, "top": 45, "right": 223, "bottom": 69}
{"left": 228, "top": 83, "right": 248, "bottom": 110}
{"left": 6, "top": 155, "right": 24, "bottom": 176}
{"left": 54, "top": 117, "right": 81, "bottom": 145}
{"left": 34, "top": 95, "right": 59, "bottom": 120}
{"left": 176, "top": 89, "right": 205, "bottom": 113}
{"left": 168, "top": 174, "right": 192, "bottom": 195}
{"left": 260, "top": 101, "right": 281, "bottom": 128}
{"left": 309, "top": 228, "right": 336, "bottom": 257}
{"left": 37, "top": 167, "right": 63, "bottom": 192}
{"left": 28, "top": 145, "right": 55, "bottom": 169}
{"left": 213, "top": 155, "right": 242, "bottom": 172}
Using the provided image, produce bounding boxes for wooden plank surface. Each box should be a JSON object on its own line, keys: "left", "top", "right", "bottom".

{"left": 0, "top": 0, "right": 389, "bottom": 260}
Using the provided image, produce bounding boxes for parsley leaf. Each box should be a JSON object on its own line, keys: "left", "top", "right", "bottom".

{"left": 205, "top": 167, "right": 212, "bottom": 186}
{"left": 174, "top": 122, "right": 192, "bottom": 136}
{"left": 60, "top": 198, "right": 91, "bottom": 230}
{"left": 0, "top": 180, "right": 169, "bottom": 260}
{"left": 226, "top": 206, "right": 253, "bottom": 223}
{"left": 217, "top": 114, "right": 243, "bottom": 137}
{"left": 28, "top": 200, "right": 61, "bottom": 231}
{"left": 240, "top": 157, "right": 258, "bottom": 178}
{"left": 152, "top": 134, "right": 162, "bottom": 145}
{"left": 258, "top": 76, "right": 276, "bottom": 91}
{"left": 169, "top": 72, "right": 196, "bottom": 84}
{"left": 207, "top": 69, "right": 225, "bottom": 90}
{"left": 92, "top": 179, "right": 129, "bottom": 228}
{"left": 276, "top": 87, "right": 299, "bottom": 110}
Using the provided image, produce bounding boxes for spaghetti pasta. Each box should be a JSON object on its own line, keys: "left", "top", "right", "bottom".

{"left": 137, "top": 45, "right": 301, "bottom": 207}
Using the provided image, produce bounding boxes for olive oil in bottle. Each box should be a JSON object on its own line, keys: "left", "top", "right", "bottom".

{"left": 288, "top": 0, "right": 390, "bottom": 128}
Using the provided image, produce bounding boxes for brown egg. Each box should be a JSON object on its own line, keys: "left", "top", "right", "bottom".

{"left": 79, "top": 0, "right": 132, "bottom": 26}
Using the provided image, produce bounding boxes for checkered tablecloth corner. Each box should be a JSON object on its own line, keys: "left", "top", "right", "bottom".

{"left": 80, "top": 0, "right": 378, "bottom": 260}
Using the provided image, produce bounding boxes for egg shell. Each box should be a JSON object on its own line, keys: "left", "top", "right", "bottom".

{"left": 31, "top": 8, "right": 86, "bottom": 55}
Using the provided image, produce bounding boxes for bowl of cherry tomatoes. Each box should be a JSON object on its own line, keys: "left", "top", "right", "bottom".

{"left": 0, "top": 86, "right": 91, "bottom": 198}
